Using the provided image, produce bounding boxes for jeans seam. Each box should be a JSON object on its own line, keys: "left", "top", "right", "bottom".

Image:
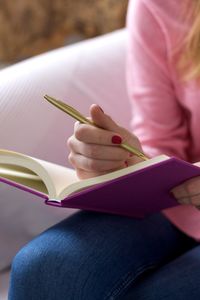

{"left": 103, "top": 262, "right": 158, "bottom": 300}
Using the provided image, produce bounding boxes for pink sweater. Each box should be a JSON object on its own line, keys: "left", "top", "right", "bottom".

{"left": 126, "top": 0, "right": 200, "bottom": 240}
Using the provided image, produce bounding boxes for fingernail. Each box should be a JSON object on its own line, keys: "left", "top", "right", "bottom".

{"left": 112, "top": 135, "right": 122, "bottom": 144}
{"left": 125, "top": 160, "right": 128, "bottom": 167}
{"left": 98, "top": 106, "right": 104, "bottom": 113}
{"left": 129, "top": 153, "right": 134, "bottom": 157}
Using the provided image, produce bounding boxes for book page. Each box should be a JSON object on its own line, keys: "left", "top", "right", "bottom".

{"left": 32, "top": 157, "right": 78, "bottom": 198}
{"left": 0, "top": 164, "right": 48, "bottom": 194}
{"left": 0, "top": 149, "right": 78, "bottom": 199}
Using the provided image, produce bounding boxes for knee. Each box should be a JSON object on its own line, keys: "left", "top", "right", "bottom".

{"left": 10, "top": 239, "right": 49, "bottom": 287}
{"left": 9, "top": 234, "right": 75, "bottom": 299}
{"left": 9, "top": 224, "right": 96, "bottom": 299}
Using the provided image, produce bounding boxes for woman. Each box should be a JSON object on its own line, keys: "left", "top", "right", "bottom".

{"left": 8, "top": 0, "right": 200, "bottom": 299}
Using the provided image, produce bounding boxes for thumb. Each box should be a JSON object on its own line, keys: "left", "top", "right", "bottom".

{"left": 89, "top": 104, "right": 121, "bottom": 132}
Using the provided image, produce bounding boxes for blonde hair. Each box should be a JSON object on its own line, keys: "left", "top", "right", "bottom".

{"left": 177, "top": 0, "right": 200, "bottom": 82}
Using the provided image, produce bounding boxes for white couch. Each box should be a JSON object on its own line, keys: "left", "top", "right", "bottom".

{"left": 0, "top": 28, "right": 132, "bottom": 298}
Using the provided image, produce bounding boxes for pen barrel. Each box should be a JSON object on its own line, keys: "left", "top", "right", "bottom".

{"left": 121, "top": 143, "right": 149, "bottom": 161}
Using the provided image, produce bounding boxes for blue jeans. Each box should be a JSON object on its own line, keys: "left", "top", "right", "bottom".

{"left": 8, "top": 211, "right": 200, "bottom": 300}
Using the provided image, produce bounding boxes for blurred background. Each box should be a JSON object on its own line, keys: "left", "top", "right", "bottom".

{"left": 0, "top": 0, "right": 128, "bottom": 69}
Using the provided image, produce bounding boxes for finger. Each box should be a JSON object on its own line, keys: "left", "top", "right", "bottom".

{"left": 74, "top": 118, "right": 92, "bottom": 131}
{"left": 74, "top": 121, "right": 80, "bottom": 131}
{"left": 171, "top": 177, "right": 200, "bottom": 199}
{"left": 190, "top": 194, "right": 200, "bottom": 205}
{"left": 90, "top": 104, "right": 120, "bottom": 132}
{"left": 75, "top": 123, "right": 123, "bottom": 145}
{"left": 72, "top": 104, "right": 114, "bottom": 131}
{"left": 185, "top": 176, "right": 200, "bottom": 195}
{"left": 67, "top": 135, "right": 130, "bottom": 161}
{"left": 175, "top": 194, "right": 200, "bottom": 206}
{"left": 75, "top": 168, "right": 108, "bottom": 180}
{"left": 68, "top": 151, "right": 126, "bottom": 173}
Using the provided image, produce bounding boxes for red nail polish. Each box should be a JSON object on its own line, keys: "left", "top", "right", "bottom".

{"left": 112, "top": 135, "right": 122, "bottom": 144}
{"left": 125, "top": 160, "right": 128, "bottom": 167}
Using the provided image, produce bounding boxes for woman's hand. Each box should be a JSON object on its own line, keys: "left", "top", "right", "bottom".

{"left": 171, "top": 162, "right": 200, "bottom": 210}
{"left": 67, "top": 104, "right": 144, "bottom": 179}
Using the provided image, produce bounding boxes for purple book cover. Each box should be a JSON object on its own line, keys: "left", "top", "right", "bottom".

{"left": 1, "top": 157, "right": 200, "bottom": 218}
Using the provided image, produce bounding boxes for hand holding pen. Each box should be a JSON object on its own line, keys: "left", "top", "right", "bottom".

{"left": 44, "top": 95, "right": 148, "bottom": 180}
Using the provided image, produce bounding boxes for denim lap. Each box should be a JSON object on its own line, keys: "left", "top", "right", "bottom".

{"left": 8, "top": 211, "right": 197, "bottom": 300}
{"left": 122, "top": 245, "right": 200, "bottom": 300}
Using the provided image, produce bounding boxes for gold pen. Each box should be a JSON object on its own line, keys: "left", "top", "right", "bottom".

{"left": 44, "top": 95, "right": 149, "bottom": 161}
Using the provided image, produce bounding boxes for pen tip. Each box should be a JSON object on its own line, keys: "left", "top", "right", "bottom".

{"left": 44, "top": 95, "right": 52, "bottom": 103}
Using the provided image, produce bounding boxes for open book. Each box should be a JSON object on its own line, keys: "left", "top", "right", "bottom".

{"left": 1, "top": 149, "right": 200, "bottom": 218}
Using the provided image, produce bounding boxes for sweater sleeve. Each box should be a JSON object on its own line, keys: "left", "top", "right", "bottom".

{"left": 126, "top": 0, "right": 190, "bottom": 160}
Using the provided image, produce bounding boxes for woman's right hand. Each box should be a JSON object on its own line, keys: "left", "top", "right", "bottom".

{"left": 67, "top": 104, "right": 144, "bottom": 180}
